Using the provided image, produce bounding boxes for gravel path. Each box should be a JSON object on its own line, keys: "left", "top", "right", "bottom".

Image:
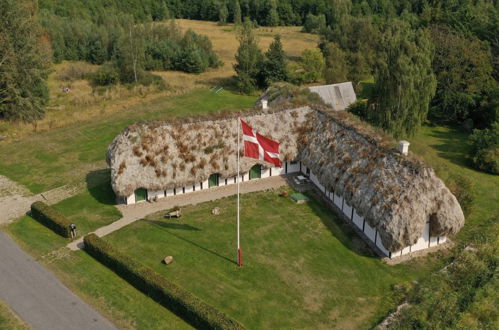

{"left": 0, "top": 232, "right": 116, "bottom": 330}
{"left": 68, "top": 175, "right": 289, "bottom": 250}
{"left": 0, "top": 175, "right": 79, "bottom": 226}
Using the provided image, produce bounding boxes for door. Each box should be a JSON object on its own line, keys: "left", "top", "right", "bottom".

{"left": 249, "top": 165, "right": 261, "bottom": 180}
{"left": 134, "top": 188, "right": 147, "bottom": 202}
{"left": 209, "top": 173, "right": 219, "bottom": 188}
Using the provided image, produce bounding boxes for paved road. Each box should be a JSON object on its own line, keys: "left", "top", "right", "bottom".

{"left": 0, "top": 232, "right": 116, "bottom": 330}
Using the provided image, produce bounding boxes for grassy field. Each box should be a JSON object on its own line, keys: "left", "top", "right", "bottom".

{"left": 0, "top": 89, "right": 255, "bottom": 194}
{"left": 0, "top": 300, "right": 28, "bottom": 330}
{"left": 103, "top": 188, "right": 435, "bottom": 329}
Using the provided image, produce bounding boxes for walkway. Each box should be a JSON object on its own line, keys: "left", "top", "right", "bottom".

{"left": 0, "top": 175, "right": 79, "bottom": 226}
{"left": 0, "top": 232, "right": 116, "bottom": 330}
{"left": 68, "top": 175, "right": 288, "bottom": 250}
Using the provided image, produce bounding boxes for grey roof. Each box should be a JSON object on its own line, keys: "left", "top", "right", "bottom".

{"left": 308, "top": 82, "right": 357, "bottom": 111}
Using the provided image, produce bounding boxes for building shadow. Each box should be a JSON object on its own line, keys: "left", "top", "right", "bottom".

{"left": 145, "top": 219, "right": 237, "bottom": 265}
{"left": 85, "top": 169, "right": 116, "bottom": 206}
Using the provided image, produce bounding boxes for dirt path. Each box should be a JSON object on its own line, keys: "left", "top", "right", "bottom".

{"left": 68, "top": 175, "right": 289, "bottom": 250}
{"left": 0, "top": 175, "right": 79, "bottom": 226}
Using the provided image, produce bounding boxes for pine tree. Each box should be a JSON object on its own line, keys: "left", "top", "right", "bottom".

{"left": 368, "top": 22, "right": 436, "bottom": 138}
{"left": 233, "top": 0, "right": 242, "bottom": 25}
{"left": 258, "top": 35, "right": 288, "bottom": 87}
{"left": 218, "top": 1, "right": 229, "bottom": 26}
{"left": 0, "top": 0, "right": 51, "bottom": 123}
{"left": 234, "top": 18, "right": 263, "bottom": 94}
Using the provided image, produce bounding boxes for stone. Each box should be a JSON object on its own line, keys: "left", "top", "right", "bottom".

{"left": 212, "top": 207, "right": 220, "bottom": 215}
{"left": 163, "top": 256, "right": 173, "bottom": 265}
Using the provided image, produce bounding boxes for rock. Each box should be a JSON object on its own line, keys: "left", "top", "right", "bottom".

{"left": 163, "top": 256, "right": 173, "bottom": 265}
{"left": 212, "top": 207, "right": 220, "bottom": 215}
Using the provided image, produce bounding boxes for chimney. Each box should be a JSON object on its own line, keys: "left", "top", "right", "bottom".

{"left": 399, "top": 140, "right": 410, "bottom": 156}
{"left": 261, "top": 99, "right": 268, "bottom": 109}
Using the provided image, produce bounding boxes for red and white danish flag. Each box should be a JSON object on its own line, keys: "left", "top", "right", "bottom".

{"left": 241, "top": 119, "right": 282, "bottom": 167}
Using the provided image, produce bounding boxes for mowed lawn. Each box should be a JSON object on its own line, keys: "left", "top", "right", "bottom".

{"left": 104, "top": 188, "right": 434, "bottom": 329}
{"left": 0, "top": 89, "right": 255, "bottom": 194}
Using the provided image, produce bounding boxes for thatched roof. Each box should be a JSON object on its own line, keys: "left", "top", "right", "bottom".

{"left": 107, "top": 106, "right": 464, "bottom": 252}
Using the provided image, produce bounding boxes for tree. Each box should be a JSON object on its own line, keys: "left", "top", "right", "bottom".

{"left": 0, "top": 0, "right": 51, "bottom": 123}
{"left": 266, "top": 0, "right": 279, "bottom": 27}
{"left": 116, "top": 18, "right": 145, "bottom": 84}
{"left": 323, "top": 43, "right": 348, "bottom": 84}
{"left": 429, "top": 25, "right": 494, "bottom": 124}
{"left": 218, "top": 1, "right": 229, "bottom": 25}
{"left": 302, "top": 13, "right": 326, "bottom": 33}
{"left": 233, "top": 0, "right": 242, "bottom": 25}
{"left": 469, "top": 122, "right": 499, "bottom": 174}
{"left": 301, "top": 49, "right": 324, "bottom": 83}
{"left": 368, "top": 23, "right": 436, "bottom": 138}
{"left": 258, "top": 35, "right": 288, "bottom": 87}
{"left": 234, "top": 18, "right": 263, "bottom": 94}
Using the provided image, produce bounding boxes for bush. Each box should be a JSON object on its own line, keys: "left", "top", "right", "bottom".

{"left": 83, "top": 234, "right": 244, "bottom": 330}
{"left": 469, "top": 123, "right": 499, "bottom": 174}
{"left": 91, "top": 64, "right": 120, "bottom": 86}
{"left": 446, "top": 175, "right": 475, "bottom": 218}
{"left": 31, "top": 201, "right": 72, "bottom": 238}
{"left": 57, "top": 62, "right": 97, "bottom": 81}
{"left": 347, "top": 100, "right": 369, "bottom": 120}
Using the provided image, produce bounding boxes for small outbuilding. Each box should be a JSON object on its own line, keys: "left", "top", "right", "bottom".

{"left": 308, "top": 82, "right": 357, "bottom": 111}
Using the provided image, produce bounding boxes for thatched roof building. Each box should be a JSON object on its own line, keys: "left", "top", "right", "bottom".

{"left": 107, "top": 106, "right": 464, "bottom": 253}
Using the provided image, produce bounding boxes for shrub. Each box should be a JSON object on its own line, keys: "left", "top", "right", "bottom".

{"left": 91, "top": 64, "right": 120, "bottom": 86}
{"left": 446, "top": 175, "right": 475, "bottom": 218}
{"left": 56, "top": 62, "right": 96, "bottom": 81}
{"left": 31, "top": 201, "right": 72, "bottom": 238}
{"left": 469, "top": 122, "right": 499, "bottom": 174}
{"left": 83, "top": 234, "right": 244, "bottom": 330}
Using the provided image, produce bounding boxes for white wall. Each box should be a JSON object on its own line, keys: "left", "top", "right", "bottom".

{"left": 439, "top": 236, "right": 447, "bottom": 244}
{"left": 126, "top": 193, "right": 135, "bottom": 205}
{"left": 375, "top": 231, "right": 389, "bottom": 256}
{"left": 411, "top": 222, "right": 430, "bottom": 252}
{"left": 261, "top": 168, "right": 271, "bottom": 178}
{"left": 287, "top": 162, "right": 300, "bottom": 173}
{"left": 353, "top": 210, "right": 363, "bottom": 230}
{"left": 148, "top": 190, "right": 165, "bottom": 201}
{"left": 166, "top": 188, "right": 174, "bottom": 197}
{"left": 201, "top": 179, "right": 209, "bottom": 190}
{"left": 343, "top": 202, "right": 353, "bottom": 220}
{"left": 429, "top": 235, "right": 439, "bottom": 247}
{"left": 364, "top": 222, "right": 376, "bottom": 242}
{"left": 272, "top": 166, "right": 285, "bottom": 176}
{"left": 175, "top": 187, "right": 184, "bottom": 195}
{"left": 194, "top": 182, "right": 202, "bottom": 191}
{"left": 334, "top": 192, "right": 343, "bottom": 210}
{"left": 184, "top": 185, "right": 194, "bottom": 194}
{"left": 241, "top": 172, "right": 249, "bottom": 182}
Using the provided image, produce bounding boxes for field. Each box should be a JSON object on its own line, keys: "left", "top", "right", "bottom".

{"left": 0, "top": 20, "right": 318, "bottom": 140}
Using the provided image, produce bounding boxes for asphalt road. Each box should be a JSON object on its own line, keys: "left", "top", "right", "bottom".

{"left": 0, "top": 232, "right": 116, "bottom": 330}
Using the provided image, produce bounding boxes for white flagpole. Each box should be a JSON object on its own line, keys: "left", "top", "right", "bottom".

{"left": 237, "top": 116, "right": 242, "bottom": 267}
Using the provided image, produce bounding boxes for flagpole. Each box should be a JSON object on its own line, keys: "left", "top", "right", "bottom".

{"left": 237, "top": 117, "right": 242, "bottom": 267}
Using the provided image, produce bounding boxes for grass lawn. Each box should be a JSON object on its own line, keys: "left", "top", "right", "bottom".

{"left": 0, "top": 89, "right": 255, "bottom": 194}
{"left": 0, "top": 300, "right": 28, "bottom": 330}
{"left": 104, "top": 188, "right": 436, "bottom": 329}
{"left": 410, "top": 125, "right": 499, "bottom": 244}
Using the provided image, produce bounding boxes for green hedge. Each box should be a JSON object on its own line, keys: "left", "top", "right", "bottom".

{"left": 83, "top": 234, "right": 244, "bottom": 330}
{"left": 31, "top": 201, "right": 72, "bottom": 238}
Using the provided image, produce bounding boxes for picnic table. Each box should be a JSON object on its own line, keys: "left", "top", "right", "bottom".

{"left": 166, "top": 209, "right": 181, "bottom": 219}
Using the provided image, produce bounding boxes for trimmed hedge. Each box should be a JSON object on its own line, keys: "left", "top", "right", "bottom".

{"left": 83, "top": 234, "right": 245, "bottom": 330}
{"left": 31, "top": 201, "right": 72, "bottom": 238}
